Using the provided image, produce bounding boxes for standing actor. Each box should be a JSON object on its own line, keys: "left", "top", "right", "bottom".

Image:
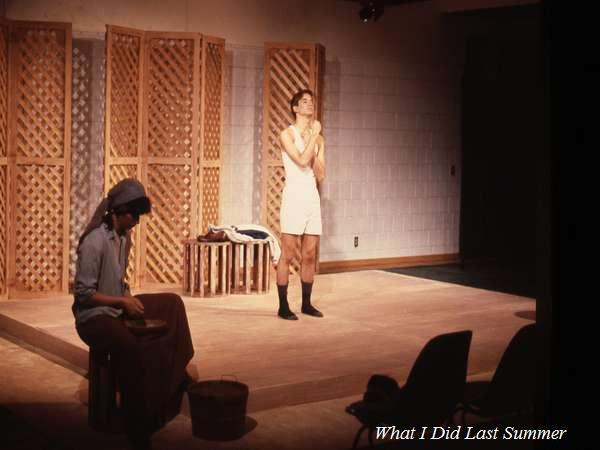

{"left": 276, "top": 89, "right": 326, "bottom": 320}
{"left": 72, "top": 178, "right": 194, "bottom": 450}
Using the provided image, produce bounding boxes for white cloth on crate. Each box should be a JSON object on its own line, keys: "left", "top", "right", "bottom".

{"left": 208, "top": 224, "right": 281, "bottom": 264}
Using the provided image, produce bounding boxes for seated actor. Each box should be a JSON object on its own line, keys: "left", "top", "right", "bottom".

{"left": 72, "top": 178, "right": 194, "bottom": 450}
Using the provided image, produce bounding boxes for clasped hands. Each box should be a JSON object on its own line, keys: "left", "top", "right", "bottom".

{"left": 309, "top": 119, "right": 322, "bottom": 137}
{"left": 122, "top": 294, "right": 145, "bottom": 318}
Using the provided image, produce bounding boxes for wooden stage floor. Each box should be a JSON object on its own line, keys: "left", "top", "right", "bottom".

{"left": 0, "top": 269, "right": 535, "bottom": 413}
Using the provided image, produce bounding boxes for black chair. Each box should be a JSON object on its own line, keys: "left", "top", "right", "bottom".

{"left": 345, "top": 330, "right": 472, "bottom": 449}
{"left": 455, "top": 323, "right": 536, "bottom": 425}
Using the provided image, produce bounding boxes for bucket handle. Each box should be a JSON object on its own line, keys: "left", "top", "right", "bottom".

{"left": 220, "top": 374, "right": 239, "bottom": 382}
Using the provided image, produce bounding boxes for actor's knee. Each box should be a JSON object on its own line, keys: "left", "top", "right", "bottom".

{"left": 116, "top": 338, "right": 143, "bottom": 363}
{"left": 164, "top": 292, "right": 184, "bottom": 305}
{"left": 301, "top": 249, "right": 316, "bottom": 267}
{"left": 279, "top": 252, "right": 293, "bottom": 267}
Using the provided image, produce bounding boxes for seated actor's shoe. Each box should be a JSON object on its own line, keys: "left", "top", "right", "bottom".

{"left": 278, "top": 309, "right": 299, "bottom": 320}
{"left": 127, "top": 432, "right": 152, "bottom": 450}
{"left": 301, "top": 305, "right": 324, "bottom": 317}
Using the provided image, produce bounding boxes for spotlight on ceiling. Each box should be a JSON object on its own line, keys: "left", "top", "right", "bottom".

{"left": 359, "top": 0, "right": 384, "bottom": 22}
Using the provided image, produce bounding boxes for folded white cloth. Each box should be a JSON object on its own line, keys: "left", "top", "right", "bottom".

{"left": 208, "top": 223, "right": 281, "bottom": 264}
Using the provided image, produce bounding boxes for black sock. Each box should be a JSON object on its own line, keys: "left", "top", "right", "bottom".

{"left": 301, "top": 281, "right": 313, "bottom": 309}
{"left": 277, "top": 284, "right": 290, "bottom": 312}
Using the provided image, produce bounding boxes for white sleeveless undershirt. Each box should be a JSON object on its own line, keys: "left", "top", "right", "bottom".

{"left": 281, "top": 125, "right": 316, "bottom": 191}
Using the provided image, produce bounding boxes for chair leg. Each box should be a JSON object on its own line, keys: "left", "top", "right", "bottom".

{"left": 351, "top": 425, "right": 367, "bottom": 450}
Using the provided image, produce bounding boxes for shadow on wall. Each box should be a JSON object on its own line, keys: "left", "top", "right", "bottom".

{"left": 320, "top": 59, "right": 342, "bottom": 259}
{"left": 222, "top": 48, "right": 235, "bottom": 225}
{"left": 252, "top": 53, "right": 263, "bottom": 224}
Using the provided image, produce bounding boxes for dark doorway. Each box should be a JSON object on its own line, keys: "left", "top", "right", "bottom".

{"left": 459, "top": 6, "right": 542, "bottom": 267}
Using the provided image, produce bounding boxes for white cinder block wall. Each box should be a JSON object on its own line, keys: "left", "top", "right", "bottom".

{"left": 221, "top": 45, "right": 264, "bottom": 226}
{"left": 221, "top": 47, "right": 462, "bottom": 263}
{"left": 319, "top": 59, "right": 462, "bottom": 261}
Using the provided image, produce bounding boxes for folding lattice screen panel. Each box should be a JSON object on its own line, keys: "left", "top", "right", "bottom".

{"left": 142, "top": 32, "right": 198, "bottom": 286}
{"left": 69, "top": 38, "right": 105, "bottom": 285}
{"left": 0, "top": 22, "right": 7, "bottom": 298}
{"left": 199, "top": 37, "right": 224, "bottom": 234}
{"left": 105, "top": 26, "right": 145, "bottom": 287}
{"left": 5, "top": 21, "right": 72, "bottom": 297}
{"left": 260, "top": 42, "right": 325, "bottom": 273}
{"left": 106, "top": 26, "right": 224, "bottom": 288}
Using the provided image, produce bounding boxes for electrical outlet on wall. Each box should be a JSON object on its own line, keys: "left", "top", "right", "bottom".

{"left": 354, "top": 236, "right": 359, "bottom": 248}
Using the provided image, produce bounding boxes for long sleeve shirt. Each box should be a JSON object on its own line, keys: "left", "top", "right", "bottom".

{"left": 72, "top": 223, "right": 129, "bottom": 325}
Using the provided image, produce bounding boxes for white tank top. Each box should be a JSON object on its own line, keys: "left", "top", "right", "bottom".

{"left": 282, "top": 125, "right": 316, "bottom": 190}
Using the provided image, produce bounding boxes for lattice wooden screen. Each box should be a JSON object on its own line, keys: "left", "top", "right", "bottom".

{"left": 70, "top": 40, "right": 93, "bottom": 284}
{"left": 5, "top": 21, "right": 72, "bottom": 297}
{"left": 0, "top": 22, "right": 8, "bottom": 298}
{"left": 106, "top": 27, "right": 224, "bottom": 288}
{"left": 260, "top": 42, "right": 325, "bottom": 273}
{"left": 142, "top": 32, "right": 198, "bottom": 286}
{"left": 199, "top": 37, "right": 224, "bottom": 234}
{"left": 105, "top": 26, "right": 144, "bottom": 286}
{"left": 70, "top": 38, "right": 105, "bottom": 285}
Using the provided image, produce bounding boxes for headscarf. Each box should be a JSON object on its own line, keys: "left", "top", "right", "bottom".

{"left": 77, "top": 178, "right": 149, "bottom": 250}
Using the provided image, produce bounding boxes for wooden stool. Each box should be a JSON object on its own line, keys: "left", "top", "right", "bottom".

{"left": 88, "top": 347, "right": 122, "bottom": 432}
{"left": 231, "top": 240, "right": 271, "bottom": 294}
{"left": 88, "top": 319, "right": 168, "bottom": 433}
{"left": 183, "top": 240, "right": 232, "bottom": 297}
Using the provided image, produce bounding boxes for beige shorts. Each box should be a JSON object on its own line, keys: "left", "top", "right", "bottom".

{"left": 280, "top": 185, "right": 322, "bottom": 236}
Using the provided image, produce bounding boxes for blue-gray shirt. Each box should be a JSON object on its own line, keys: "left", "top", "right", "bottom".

{"left": 73, "top": 223, "right": 130, "bottom": 325}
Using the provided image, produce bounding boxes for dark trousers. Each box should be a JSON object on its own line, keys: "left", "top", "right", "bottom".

{"left": 76, "top": 293, "right": 194, "bottom": 437}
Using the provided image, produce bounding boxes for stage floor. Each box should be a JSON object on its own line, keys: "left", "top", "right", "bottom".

{"left": 0, "top": 269, "right": 535, "bottom": 413}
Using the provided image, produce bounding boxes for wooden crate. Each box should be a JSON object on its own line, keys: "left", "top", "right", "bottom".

{"left": 183, "top": 240, "right": 231, "bottom": 297}
{"left": 231, "top": 240, "right": 271, "bottom": 294}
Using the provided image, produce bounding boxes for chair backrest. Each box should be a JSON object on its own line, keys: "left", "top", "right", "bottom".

{"left": 478, "top": 323, "right": 536, "bottom": 414}
{"left": 404, "top": 330, "right": 473, "bottom": 425}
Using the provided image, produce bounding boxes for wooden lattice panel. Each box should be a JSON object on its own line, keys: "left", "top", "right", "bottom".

{"left": 105, "top": 26, "right": 144, "bottom": 287}
{"left": 13, "top": 27, "right": 67, "bottom": 158}
{"left": 261, "top": 43, "right": 325, "bottom": 274}
{"left": 69, "top": 40, "right": 93, "bottom": 283}
{"left": 107, "top": 28, "right": 142, "bottom": 158}
{"left": 202, "top": 40, "right": 224, "bottom": 161}
{"left": 108, "top": 164, "right": 138, "bottom": 188}
{"left": 146, "top": 36, "right": 195, "bottom": 158}
{"left": 142, "top": 33, "right": 202, "bottom": 286}
{"left": 14, "top": 165, "right": 65, "bottom": 292}
{"left": 145, "top": 164, "right": 192, "bottom": 284}
{"left": 107, "top": 164, "right": 139, "bottom": 285}
{"left": 0, "top": 23, "right": 7, "bottom": 297}
{"left": 0, "top": 23, "right": 7, "bottom": 159}
{"left": 201, "top": 167, "right": 220, "bottom": 233}
{"left": 0, "top": 165, "right": 6, "bottom": 296}
{"left": 265, "top": 166, "right": 285, "bottom": 235}
{"left": 104, "top": 28, "right": 224, "bottom": 289}
{"left": 6, "top": 21, "right": 72, "bottom": 297}
{"left": 197, "top": 38, "right": 224, "bottom": 235}
{"left": 265, "top": 48, "right": 311, "bottom": 162}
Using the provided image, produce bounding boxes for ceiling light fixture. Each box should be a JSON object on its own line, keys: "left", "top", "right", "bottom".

{"left": 358, "top": 0, "right": 384, "bottom": 22}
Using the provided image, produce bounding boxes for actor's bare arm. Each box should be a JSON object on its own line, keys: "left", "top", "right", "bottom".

{"left": 313, "top": 136, "right": 325, "bottom": 182}
{"left": 89, "top": 292, "right": 145, "bottom": 317}
{"left": 280, "top": 120, "right": 321, "bottom": 167}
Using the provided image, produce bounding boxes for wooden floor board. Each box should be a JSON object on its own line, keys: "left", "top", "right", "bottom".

{"left": 0, "top": 270, "right": 535, "bottom": 412}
